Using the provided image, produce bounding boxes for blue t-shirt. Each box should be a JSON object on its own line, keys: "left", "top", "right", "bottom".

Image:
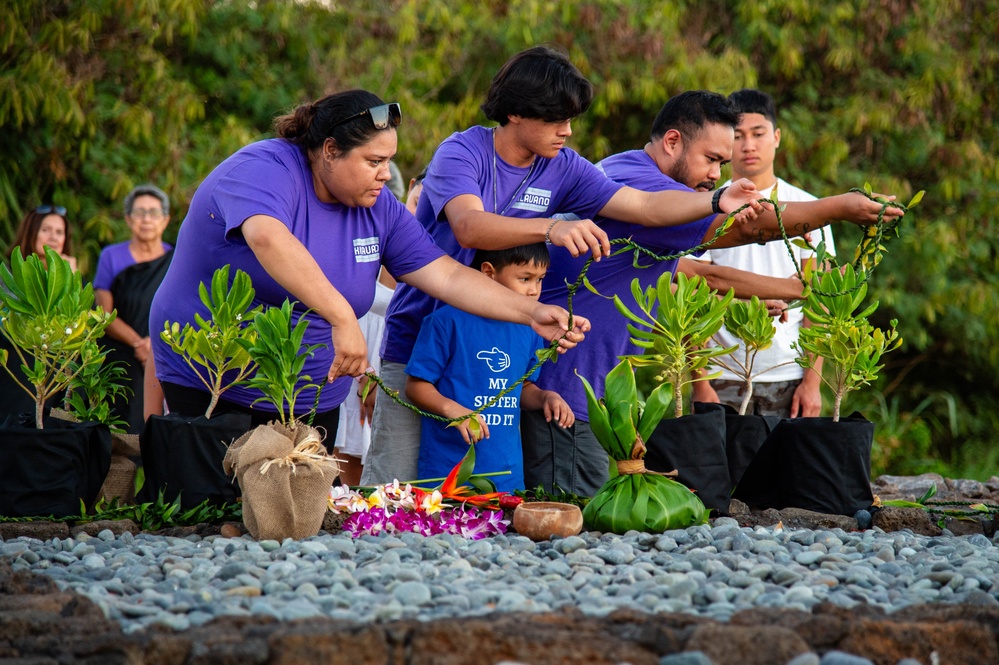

{"left": 381, "top": 125, "right": 624, "bottom": 365}
{"left": 149, "top": 138, "right": 446, "bottom": 413}
{"left": 94, "top": 241, "right": 173, "bottom": 290}
{"left": 533, "top": 149, "right": 716, "bottom": 419}
{"left": 406, "top": 305, "right": 543, "bottom": 492}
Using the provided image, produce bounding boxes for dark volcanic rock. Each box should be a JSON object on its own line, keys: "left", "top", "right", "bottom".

{"left": 3, "top": 558, "right": 999, "bottom": 664}
{"left": 871, "top": 506, "right": 944, "bottom": 536}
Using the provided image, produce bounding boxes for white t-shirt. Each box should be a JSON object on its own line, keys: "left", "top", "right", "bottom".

{"left": 699, "top": 177, "right": 834, "bottom": 382}
{"left": 334, "top": 280, "right": 395, "bottom": 462}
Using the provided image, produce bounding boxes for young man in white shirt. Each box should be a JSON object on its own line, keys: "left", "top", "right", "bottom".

{"left": 691, "top": 88, "right": 832, "bottom": 418}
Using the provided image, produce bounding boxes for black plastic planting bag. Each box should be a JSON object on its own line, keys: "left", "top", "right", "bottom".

{"left": 0, "top": 412, "right": 111, "bottom": 517}
{"left": 703, "top": 402, "right": 781, "bottom": 490}
{"left": 645, "top": 404, "right": 731, "bottom": 515}
{"left": 734, "top": 412, "right": 875, "bottom": 516}
{"left": 138, "top": 412, "right": 250, "bottom": 510}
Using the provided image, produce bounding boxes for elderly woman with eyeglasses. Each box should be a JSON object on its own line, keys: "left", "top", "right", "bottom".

{"left": 7, "top": 204, "right": 77, "bottom": 270}
{"left": 93, "top": 184, "right": 173, "bottom": 432}
{"left": 148, "top": 89, "right": 590, "bottom": 447}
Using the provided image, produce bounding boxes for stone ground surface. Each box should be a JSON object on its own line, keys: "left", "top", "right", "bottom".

{"left": 2, "top": 472, "right": 998, "bottom": 664}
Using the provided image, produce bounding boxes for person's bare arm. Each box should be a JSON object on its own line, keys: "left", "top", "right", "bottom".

{"left": 600, "top": 178, "right": 766, "bottom": 228}
{"left": 705, "top": 192, "right": 902, "bottom": 248}
{"left": 96, "top": 288, "right": 152, "bottom": 365}
{"left": 521, "top": 381, "right": 575, "bottom": 428}
{"left": 676, "top": 258, "right": 804, "bottom": 301}
{"left": 399, "top": 256, "right": 590, "bottom": 352}
{"left": 405, "top": 375, "right": 488, "bottom": 444}
{"left": 445, "top": 194, "right": 611, "bottom": 260}
{"left": 241, "top": 214, "right": 366, "bottom": 380}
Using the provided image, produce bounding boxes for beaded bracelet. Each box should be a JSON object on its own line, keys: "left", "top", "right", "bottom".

{"left": 544, "top": 219, "right": 559, "bottom": 244}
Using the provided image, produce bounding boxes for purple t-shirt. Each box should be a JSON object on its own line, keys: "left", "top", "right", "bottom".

{"left": 533, "top": 149, "right": 715, "bottom": 419}
{"left": 380, "top": 125, "right": 624, "bottom": 365}
{"left": 94, "top": 241, "right": 173, "bottom": 291}
{"left": 149, "top": 138, "right": 446, "bottom": 413}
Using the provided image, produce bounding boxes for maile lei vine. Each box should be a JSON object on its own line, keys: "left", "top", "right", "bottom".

{"left": 311, "top": 187, "right": 917, "bottom": 431}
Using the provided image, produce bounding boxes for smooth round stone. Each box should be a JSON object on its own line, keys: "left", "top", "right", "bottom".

{"left": 796, "top": 551, "right": 824, "bottom": 566}
{"left": 819, "top": 651, "right": 874, "bottom": 665}
{"left": 658, "top": 651, "right": 714, "bottom": 665}
{"left": 392, "top": 581, "right": 432, "bottom": 605}
{"left": 786, "top": 653, "right": 821, "bottom": 665}
{"left": 80, "top": 554, "right": 105, "bottom": 570}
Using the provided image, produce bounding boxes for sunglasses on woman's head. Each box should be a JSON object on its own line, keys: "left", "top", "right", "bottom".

{"left": 35, "top": 205, "right": 67, "bottom": 216}
{"left": 330, "top": 103, "right": 402, "bottom": 132}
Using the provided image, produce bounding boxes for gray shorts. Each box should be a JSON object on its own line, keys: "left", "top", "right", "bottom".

{"left": 521, "top": 411, "right": 608, "bottom": 497}
{"left": 711, "top": 379, "right": 801, "bottom": 418}
{"left": 360, "top": 361, "right": 422, "bottom": 485}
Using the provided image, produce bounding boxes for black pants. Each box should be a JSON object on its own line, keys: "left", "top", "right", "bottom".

{"left": 161, "top": 382, "right": 340, "bottom": 454}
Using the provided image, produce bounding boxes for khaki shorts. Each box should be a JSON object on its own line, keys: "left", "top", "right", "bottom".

{"left": 710, "top": 379, "right": 801, "bottom": 418}
{"left": 360, "top": 361, "right": 422, "bottom": 485}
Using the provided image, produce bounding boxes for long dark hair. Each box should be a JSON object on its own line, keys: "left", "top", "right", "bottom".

{"left": 8, "top": 207, "right": 72, "bottom": 260}
{"left": 274, "top": 89, "right": 389, "bottom": 156}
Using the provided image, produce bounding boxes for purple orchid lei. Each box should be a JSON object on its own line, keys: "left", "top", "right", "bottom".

{"left": 329, "top": 483, "right": 509, "bottom": 539}
{"left": 342, "top": 505, "right": 508, "bottom": 540}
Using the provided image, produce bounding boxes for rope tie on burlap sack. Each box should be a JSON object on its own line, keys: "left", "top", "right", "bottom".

{"left": 258, "top": 427, "right": 338, "bottom": 477}
{"left": 615, "top": 434, "right": 678, "bottom": 477}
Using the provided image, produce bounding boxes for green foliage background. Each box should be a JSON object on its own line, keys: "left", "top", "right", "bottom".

{"left": 3, "top": 0, "right": 997, "bottom": 478}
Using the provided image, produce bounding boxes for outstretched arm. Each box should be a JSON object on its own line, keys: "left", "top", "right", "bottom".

{"left": 676, "top": 258, "right": 804, "bottom": 301}
{"left": 445, "top": 194, "right": 611, "bottom": 260}
{"left": 706, "top": 191, "right": 902, "bottom": 248}
{"left": 600, "top": 178, "right": 766, "bottom": 228}
{"left": 399, "top": 256, "right": 590, "bottom": 353}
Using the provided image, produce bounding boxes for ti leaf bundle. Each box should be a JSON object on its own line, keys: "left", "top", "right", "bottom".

{"left": 578, "top": 360, "right": 707, "bottom": 534}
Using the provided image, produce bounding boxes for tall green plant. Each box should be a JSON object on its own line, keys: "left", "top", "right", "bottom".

{"left": 160, "top": 265, "right": 260, "bottom": 419}
{"left": 63, "top": 340, "right": 131, "bottom": 432}
{"left": 615, "top": 272, "right": 736, "bottom": 417}
{"left": 0, "top": 247, "right": 114, "bottom": 429}
{"left": 709, "top": 296, "right": 789, "bottom": 415}
{"left": 794, "top": 264, "right": 902, "bottom": 422}
{"left": 238, "top": 299, "right": 323, "bottom": 428}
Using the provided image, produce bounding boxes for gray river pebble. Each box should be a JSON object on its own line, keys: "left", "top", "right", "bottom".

{"left": 2, "top": 520, "right": 998, "bottom": 662}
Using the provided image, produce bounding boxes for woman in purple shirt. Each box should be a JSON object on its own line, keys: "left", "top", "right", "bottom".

{"left": 148, "top": 89, "right": 589, "bottom": 447}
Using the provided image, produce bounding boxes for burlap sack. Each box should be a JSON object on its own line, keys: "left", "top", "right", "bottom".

{"left": 223, "top": 421, "right": 339, "bottom": 541}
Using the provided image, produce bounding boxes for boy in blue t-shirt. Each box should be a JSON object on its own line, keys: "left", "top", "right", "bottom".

{"left": 405, "top": 243, "right": 574, "bottom": 492}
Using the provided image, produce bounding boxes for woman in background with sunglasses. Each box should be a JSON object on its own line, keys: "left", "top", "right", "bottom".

{"left": 7, "top": 205, "right": 77, "bottom": 271}
{"left": 1, "top": 204, "right": 77, "bottom": 419}
{"left": 148, "top": 89, "right": 590, "bottom": 446}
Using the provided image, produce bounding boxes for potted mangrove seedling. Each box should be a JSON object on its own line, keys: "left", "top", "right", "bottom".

{"left": 736, "top": 263, "right": 902, "bottom": 516}
{"left": 60, "top": 339, "right": 137, "bottom": 505}
{"left": 145, "top": 265, "right": 260, "bottom": 510}
{"left": 612, "top": 271, "right": 737, "bottom": 514}
{"left": 0, "top": 247, "right": 114, "bottom": 517}
{"left": 704, "top": 295, "right": 789, "bottom": 490}
{"left": 223, "top": 299, "right": 339, "bottom": 541}
{"left": 579, "top": 358, "right": 707, "bottom": 534}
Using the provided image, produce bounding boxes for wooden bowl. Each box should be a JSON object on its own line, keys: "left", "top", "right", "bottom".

{"left": 512, "top": 501, "right": 584, "bottom": 541}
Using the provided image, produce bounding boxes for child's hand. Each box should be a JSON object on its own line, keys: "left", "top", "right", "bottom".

{"left": 543, "top": 393, "right": 575, "bottom": 428}
{"left": 454, "top": 412, "right": 490, "bottom": 444}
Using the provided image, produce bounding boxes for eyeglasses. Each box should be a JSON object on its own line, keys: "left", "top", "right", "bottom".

{"left": 329, "top": 103, "right": 402, "bottom": 132}
{"left": 129, "top": 208, "right": 165, "bottom": 220}
{"left": 35, "top": 205, "right": 67, "bottom": 216}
